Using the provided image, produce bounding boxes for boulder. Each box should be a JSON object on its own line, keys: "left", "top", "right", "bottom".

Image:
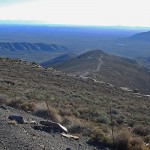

{"left": 143, "top": 95, "right": 150, "bottom": 98}
{"left": 40, "top": 120, "right": 68, "bottom": 133}
{"left": 120, "top": 87, "right": 132, "bottom": 92}
{"left": 61, "top": 133, "right": 79, "bottom": 140}
{"left": 30, "top": 120, "right": 38, "bottom": 125}
{"left": 8, "top": 115, "right": 25, "bottom": 124}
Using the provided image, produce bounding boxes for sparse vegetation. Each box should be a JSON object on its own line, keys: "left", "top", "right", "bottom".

{"left": 8, "top": 120, "right": 18, "bottom": 126}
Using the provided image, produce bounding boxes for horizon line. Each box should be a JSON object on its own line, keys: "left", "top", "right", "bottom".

{"left": 0, "top": 20, "right": 150, "bottom": 28}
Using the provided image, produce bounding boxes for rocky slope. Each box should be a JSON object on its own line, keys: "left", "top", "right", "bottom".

{"left": 0, "top": 58, "right": 150, "bottom": 149}
{"left": 0, "top": 105, "right": 101, "bottom": 150}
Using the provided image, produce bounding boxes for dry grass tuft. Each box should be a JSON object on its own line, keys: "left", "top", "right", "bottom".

{"left": 8, "top": 120, "right": 18, "bottom": 126}
{"left": 34, "top": 102, "right": 62, "bottom": 123}
{"left": 21, "top": 101, "right": 36, "bottom": 112}
{"left": 115, "top": 130, "right": 148, "bottom": 150}
{"left": 129, "top": 137, "right": 148, "bottom": 150}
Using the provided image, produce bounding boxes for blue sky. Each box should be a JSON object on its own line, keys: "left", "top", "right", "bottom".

{"left": 0, "top": 0, "right": 150, "bottom": 27}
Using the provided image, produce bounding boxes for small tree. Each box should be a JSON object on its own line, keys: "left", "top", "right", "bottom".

{"left": 110, "top": 105, "right": 115, "bottom": 148}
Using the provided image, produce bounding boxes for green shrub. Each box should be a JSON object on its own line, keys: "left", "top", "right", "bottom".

{"left": 133, "top": 125, "right": 150, "bottom": 136}
{"left": 68, "top": 124, "right": 85, "bottom": 134}
{"left": 116, "top": 115, "right": 126, "bottom": 124}
{"left": 111, "top": 109, "right": 119, "bottom": 115}
{"left": 96, "top": 113, "right": 109, "bottom": 124}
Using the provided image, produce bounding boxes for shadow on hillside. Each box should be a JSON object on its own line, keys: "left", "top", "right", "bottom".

{"left": 32, "top": 125, "right": 62, "bottom": 133}
{"left": 87, "top": 140, "right": 111, "bottom": 150}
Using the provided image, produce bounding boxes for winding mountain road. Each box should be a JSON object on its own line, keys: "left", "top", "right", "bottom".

{"left": 95, "top": 56, "right": 103, "bottom": 72}
{"left": 80, "top": 56, "right": 103, "bottom": 77}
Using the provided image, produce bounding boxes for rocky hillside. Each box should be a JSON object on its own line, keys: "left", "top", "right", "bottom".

{"left": 0, "top": 105, "right": 98, "bottom": 150}
{"left": 0, "top": 58, "right": 150, "bottom": 149}
{"left": 51, "top": 50, "right": 150, "bottom": 94}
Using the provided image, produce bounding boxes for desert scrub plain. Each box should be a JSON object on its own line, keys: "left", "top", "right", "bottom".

{"left": 0, "top": 58, "right": 150, "bottom": 149}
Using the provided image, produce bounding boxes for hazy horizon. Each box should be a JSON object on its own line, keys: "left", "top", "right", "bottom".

{"left": 0, "top": 0, "right": 150, "bottom": 27}
{"left": 1, "top": 21, "right": 150, "bottom": 29}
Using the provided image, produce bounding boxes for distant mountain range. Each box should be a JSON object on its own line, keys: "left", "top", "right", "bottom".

{"left": 1, "top": 25, "right": 150, "bottom": 61}
{"left": 0, "top": 42, "right": 68, "bottom": 52}
{"left": 1, "top": 25, "right": 150, "bottom": 70}
{"left": 129, "top": 31, "right": 150, "bottom": 42}
{"left": 0, "top": 42, "right": 70, "bottom": 62}
{"left": 49, "top": 50, "right": 150, "bottom": 94}
{"left": 111, "top": 30, "right": 150, "bottom": 58}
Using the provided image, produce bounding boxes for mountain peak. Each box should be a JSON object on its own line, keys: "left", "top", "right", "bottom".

{"left": 77, "top": 50, "right": 108, "bottom": 59}
{"left": 51, "top": 50, "right": 150, "bottom": 94}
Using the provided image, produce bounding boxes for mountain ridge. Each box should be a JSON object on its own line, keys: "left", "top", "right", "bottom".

{"left": 129, "top": 31, "right": 150, "bottom": 42}
{"left": 0, "top": 42, "right": 71, "bottom": 62}
{"left": 40, "top": 53, "right": 76, "bottom": 67}
{"left": 51, "top": 50, "right": 150, "bottom": 94}
{"left": 0, "top": 42, "right": 68, "bottom": 52}
{"left": 1, "top": 25, "right": 150, "bottom": 59}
